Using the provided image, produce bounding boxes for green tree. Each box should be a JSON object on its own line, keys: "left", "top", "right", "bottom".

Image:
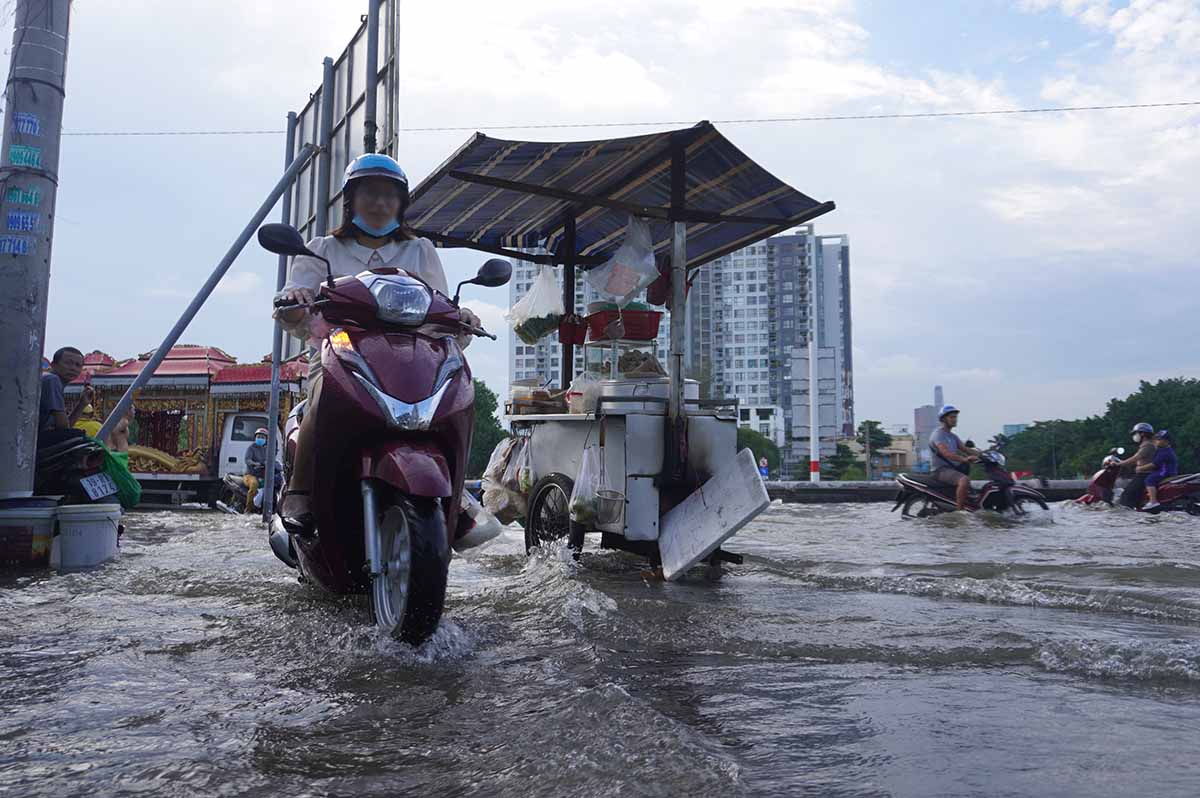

{"left": 468, "top": 380, "right": 508, "bottom": 478}
{"left": 737, "top": 426, "right": 780, "bottom": 474}
{"left": 1001, "top": 378, "right": 1200, "bottom": 478}
{"left": 856, "top": 420, "right": 893, "bottom": 452}
{"left": 823, "top": 442, "right": 861, "bottom": 480}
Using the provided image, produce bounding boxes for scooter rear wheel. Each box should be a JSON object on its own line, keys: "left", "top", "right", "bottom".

{"left": 902, "top": 494, "right": 947, "bottom": 518}
{"left": 371, "top": 497, "right": 449, "bottom": 645}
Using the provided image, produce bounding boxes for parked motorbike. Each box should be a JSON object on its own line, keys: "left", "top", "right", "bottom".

{"left": 35, "top": 435, "right": 118, "bottom": 505}
{"left": 258, "top": 223, "right": 511, "bottom": 644}
{"left": 892, "top": 444, "right": 1049, "bottom": 517}
{"left": 215, "top": 464, "right": 282, "bottom": 515}
{"left": 1077, "top": 446, "right": 1200, "bottom": 514}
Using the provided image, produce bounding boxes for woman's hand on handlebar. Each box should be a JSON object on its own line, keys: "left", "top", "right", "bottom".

{"left": 277, "top": 287, "right": 316, "bottom": 307}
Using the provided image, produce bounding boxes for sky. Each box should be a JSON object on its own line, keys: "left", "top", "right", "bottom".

{"left": 10, "top": 0, "right": 1199, "bottom": 444}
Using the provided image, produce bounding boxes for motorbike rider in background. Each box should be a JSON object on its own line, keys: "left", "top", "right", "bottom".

{"left": 273, "top": 153, "right": 480, "bottom": 534}
{"left": 1113, "top": 422, "right": 1157, "bottom": 509}
{"left": 1142, "top": 430, "right": 1179, "bottom": 512}
{"left": 929, "top": 404, "right": 982, "bottom": 511}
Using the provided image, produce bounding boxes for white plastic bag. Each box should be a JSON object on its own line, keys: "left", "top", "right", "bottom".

{"left": 507, "top": 265, "right": 564, "bottom": 344}
{"left": 569, "top": 445, "right": 602, "bottom": 525}
{"left": 454, "top": 490, "right": 503, "bottom": 552}
{"left": 585, "top": 215, "right": 658, "bottom": 306}
{"left": 482, "top": 438, "right": 527, "bottom": 525}
{"left": 567, "top": 372, "right": 603, "bottom": 414}
{"left": 501, "top": 437, "right": 534, "bottom": 494}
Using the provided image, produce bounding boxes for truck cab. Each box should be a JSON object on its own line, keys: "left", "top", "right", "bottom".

{"left": 218, "top": 413, "right": 281, "bottom": 478}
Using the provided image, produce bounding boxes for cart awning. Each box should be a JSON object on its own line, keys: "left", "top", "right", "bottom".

{"left": 407, "top": 121, "right": 834, "bottom": 270}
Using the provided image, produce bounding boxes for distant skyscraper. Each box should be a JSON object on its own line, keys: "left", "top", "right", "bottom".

{"left": 914, "top": 386, "right": 943, "bottom": 473}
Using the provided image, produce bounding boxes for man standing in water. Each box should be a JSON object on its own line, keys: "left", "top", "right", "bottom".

{"left": 930, "top": 405, "right": 981, "bottom": 511}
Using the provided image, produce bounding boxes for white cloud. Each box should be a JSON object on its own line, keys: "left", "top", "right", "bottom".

{"left": 213, "top": 271, "right": 263, "bottom": 297}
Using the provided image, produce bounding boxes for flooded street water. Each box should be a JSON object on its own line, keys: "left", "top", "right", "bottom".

{"left": 3, "top": 501, "right": 1199, "bottom": 797}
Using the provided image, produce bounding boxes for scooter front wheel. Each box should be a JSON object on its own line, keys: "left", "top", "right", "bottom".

{"left": 370, "top": 497, "right": 449, "bottom": 645}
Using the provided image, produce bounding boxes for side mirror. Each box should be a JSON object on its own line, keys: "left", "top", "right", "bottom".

{"left": 452, "top": 258, "right": 512, "bottom": 304}
{"left": 474, "top": 258, "right": 513, "bottom": 288}
{"left": 257, "top": 224, "right": 313, "bottom": 258}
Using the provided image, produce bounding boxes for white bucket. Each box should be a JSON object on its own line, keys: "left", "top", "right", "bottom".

{"left": 52, "top": 503, "right": 121, "bottom": 569}
{"left": 0, "top": 505, "right": 57, "bottom": 567}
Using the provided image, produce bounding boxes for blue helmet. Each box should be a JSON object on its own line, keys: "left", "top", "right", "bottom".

{"left": 342, "top": 153, "right": 408, "bottom": 192}
{"left": 1154, "top": 429, "right": 1172, "bottom": 441}
{"left": 1131, "top": 422, "right": 1153, "bottom": 435}
{"left": 938, "top": 404, "right": 959, "bottom": 420}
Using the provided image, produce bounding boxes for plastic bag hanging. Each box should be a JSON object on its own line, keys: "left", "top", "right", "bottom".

{"left": 507, "top": 265, "right": 565, "bottom": 344}
{"left": 585, "top": 215, "right": 658, "bottom": 307}
{"left": 569, "top": 445, "right": 602, "bottom": 525}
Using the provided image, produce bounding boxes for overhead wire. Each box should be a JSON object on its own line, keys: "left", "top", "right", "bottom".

{"left": 56, "top": 100, "right": 1200, "bottom": 138}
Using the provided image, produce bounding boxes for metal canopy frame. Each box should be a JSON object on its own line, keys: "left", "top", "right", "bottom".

{"left": 409, "top": 122, "right": 836, "bottom": 486}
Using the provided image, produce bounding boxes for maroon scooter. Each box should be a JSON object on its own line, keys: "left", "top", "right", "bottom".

{"left": 258, "top": 224, "right": 511, "bottom": 643}
{"left": 1077, "top": 446, "right": 1200, "bottom": 514}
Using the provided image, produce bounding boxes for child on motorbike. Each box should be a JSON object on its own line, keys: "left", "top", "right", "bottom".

{"left": 273, "top": 153, "right": 479, "bottom": 534}
{"left": 1142, "top": 430, "right": 1178, "bottom": 511}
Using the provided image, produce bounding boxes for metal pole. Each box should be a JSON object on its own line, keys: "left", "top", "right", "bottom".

{"left": 262, "top": 112, "right": 299, "bottom": 521}
{"left": 864, "top": 422, "right": 872, "bottom": 481}
{"left": 364, "top": 0, "right": 380, "bottom": 154}
{"left": 560, "top": 213, "right": 576, "bottom": 391}
{"left": 390, "top": 0, "right": 401, "bottom": 150}
{"left": 0, "top": 0, "right": 71, "bottom": 497}
{"left": 314, "top": 57, "right": 335, "bottom": 237}
{"left": 668, "top": 222, "right": 687, "bottom": 422}
{"left": 97, "top": 144, "right": 317, "bottom": 442}
{"left": 808, "top": 243, "right": 820, "bottom": 482}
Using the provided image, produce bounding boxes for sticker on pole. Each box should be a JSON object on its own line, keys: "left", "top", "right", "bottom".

{"left": 0, "top": 235, "right": 34, "bottom": 255}
{"left": 12, "top": 113, "right": 41, "bottom": 137}
{"left": 8, "top": 145, "right": 42, "bottom": 168}
{"left": 5, "top": 186, "right": 40, "bottom": 206}
{"left": 6, "top": 211, "right": 40, "bottom": 232}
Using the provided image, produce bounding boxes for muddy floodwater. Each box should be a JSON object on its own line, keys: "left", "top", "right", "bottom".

{"left": 3, "top": 502, "right": 1199, "bottom": 797}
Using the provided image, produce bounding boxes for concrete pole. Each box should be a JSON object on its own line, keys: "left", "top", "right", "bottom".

{"left": 864, "top": 422, "right": 872, "bottom": 481}
{"left": 668, "top": 221, "right": 687, "bottom": 423}
{"left": 262, "top": 112, "right": 298, "bottom": 521}
{"left": 0, "top": 0, "right": 72, "bottom": 497}
{"left": 97, "top": 144, "right": 317, "bottom": 442}
{"left": 314, "top": 57, "right": 335, "bottom": 237}
{"left": 363, "top": 0, "right": 380, "bottom": 154}
{"left": 389, "top": 0, "right": 401, "bottom": 151}
{"left": 808, "top": 246, "right": 820, "bottom": 482}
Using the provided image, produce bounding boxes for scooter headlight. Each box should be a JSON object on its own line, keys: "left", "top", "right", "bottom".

{"left": 361, "top": 273, "right": 431, "bottom": 325}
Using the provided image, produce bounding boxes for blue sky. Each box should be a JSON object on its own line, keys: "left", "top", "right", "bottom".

{"left": 12, "top": 0, "right": 1199, "bottom": 441}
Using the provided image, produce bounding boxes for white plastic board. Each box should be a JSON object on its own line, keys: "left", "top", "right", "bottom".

{"left": 658, "top": 448, "right": 769, "bottom": 581}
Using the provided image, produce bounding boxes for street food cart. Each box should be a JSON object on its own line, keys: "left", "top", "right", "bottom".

{"left": 407, "top": 122, "right": 835, "bottom": 578}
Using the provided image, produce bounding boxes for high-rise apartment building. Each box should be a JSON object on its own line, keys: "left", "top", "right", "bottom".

{"left": 505, "top": 227, "right": 853, "bottom": 479}
{"left": 683, "top": 225, "right": 853, "bottom": 477}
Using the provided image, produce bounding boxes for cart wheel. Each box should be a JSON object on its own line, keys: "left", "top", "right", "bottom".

{"left": 526, "top": 474, "right": 581, "bottom": 555}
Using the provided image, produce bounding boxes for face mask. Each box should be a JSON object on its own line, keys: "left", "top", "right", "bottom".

{"left": 255, "top": 437, "right": 267, "bottom": 446}
{"left": 1132, "top": 434, "right": 1142, "bottom": 443}
{"left": 352, "top": 215, "right": 400, "bottom": 238}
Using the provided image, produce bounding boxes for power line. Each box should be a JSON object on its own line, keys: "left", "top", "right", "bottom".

{"left": 58, "top": 100, "right": 1200, "bottom": 137}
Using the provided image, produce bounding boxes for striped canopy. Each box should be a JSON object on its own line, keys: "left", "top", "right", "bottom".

{"left": 407, "top": 121, "right": 834, "bottom": 270}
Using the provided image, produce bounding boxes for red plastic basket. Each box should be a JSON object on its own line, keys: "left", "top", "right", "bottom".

{"left": 558, "top": 316, "right": 587, "bottom": 345}
{"left": 585, "top": 309, "right": 662, "bottom": 341}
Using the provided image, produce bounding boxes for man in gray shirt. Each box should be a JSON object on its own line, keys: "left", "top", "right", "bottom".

{"left": 38, "top": 346, "right": 92, "bottom": 447}
{"left": 930, "top": 404, "right": 980, "bottom": 510}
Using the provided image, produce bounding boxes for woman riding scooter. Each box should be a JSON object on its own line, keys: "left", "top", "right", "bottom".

{"left": 1113, "top": 422, "right": 1157, "bottom": 509}
{"left": 274, "top": 153, "right": 480, "bottom": 533}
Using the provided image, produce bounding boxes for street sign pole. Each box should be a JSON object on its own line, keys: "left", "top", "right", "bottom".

{"left": 0, "top": 0, "right": 72, "bottom": 496}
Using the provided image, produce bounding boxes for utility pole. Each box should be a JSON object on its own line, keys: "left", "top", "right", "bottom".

{"left": 0, "top": 0, "right": 71, "bottom": 497}
{"left": 807, "top": 245, "right": 820, "bottom": 483}
{"left": 864, "top": 423, "right": 872, "bottom": 481}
